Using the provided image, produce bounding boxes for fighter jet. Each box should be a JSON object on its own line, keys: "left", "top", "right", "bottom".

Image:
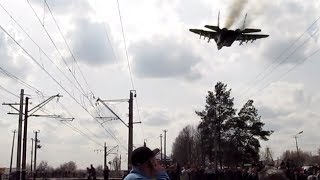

{"left": 189, "top": 12, "right": 269, "bottom": 50}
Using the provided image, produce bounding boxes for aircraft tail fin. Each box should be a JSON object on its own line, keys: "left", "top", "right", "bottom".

{"left": 204, "top": 11, "right": 221, "bottom": 31}
{"left": 242, "top": 13, "right": 247, "bottom": 30}
{"left": 218, "top": 10, "right": 220, "bottom": 27}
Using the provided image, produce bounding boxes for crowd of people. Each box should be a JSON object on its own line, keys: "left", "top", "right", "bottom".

{"left": 165, "top": 161, "right": 320, "bottom": 180}
{"left": 122, "top": 146, "right": 320, "bottom": 180}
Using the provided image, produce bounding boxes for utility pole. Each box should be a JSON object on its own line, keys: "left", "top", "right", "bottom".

{"left": 3, "top": 93, "right": 63, "bottom": 180}
{"left": 33, "top": 130, "right": 40, "bottom": 180}
{"left": 128, "top": 90, "right": 134, "bottom": 170}
{"left": 30, "top": 138, "right": 34, "bottom": 174}
{"left": 94, "top": 145, "right": 118, "bottom": 169}
{"left": 143, "top": 139, "right": 147, "bottom": 147}
{"left": 96, "top": 90, "right": 140, "bottom": 171}
{"left": 17, "top": 89, "right": 24, "bottom": 180}
{"left": 21, "top": 97, "right": 29, "bottom": 180}
{"left": 9, "top": 130, "right": 17, "bottom": 175}
{"left": 163, "top": 130, "right": 167, "bottom": 167}
{"left": 160, "top": 134, "right": 163, "bottom": 161}
{"left": 104, "top": 142, "right": 107, "bottom": 169}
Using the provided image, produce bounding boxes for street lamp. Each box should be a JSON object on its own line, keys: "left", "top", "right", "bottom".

{"left": 294, "top": 131, "right": 303, "bottom": 166}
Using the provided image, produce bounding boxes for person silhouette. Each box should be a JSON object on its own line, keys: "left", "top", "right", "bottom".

{"left": 90, "top": 164, "right": 96, "bottom": 180}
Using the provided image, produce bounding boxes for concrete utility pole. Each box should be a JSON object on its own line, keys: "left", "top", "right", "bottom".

{"left": 9, "top": 130, "right": 17, "bottom": 175}
{"left": 104, "top": 142, "right": 107, "bottom": 170}
{"left": 160, "top": 134, "right": 163, "bottom": 161}
{"left": 128, "top": 90, "right": 134, "bottom": 170}
{"left": 94, "top": 145, "right": 118, "bottom": 168}
{"left": 21, "top": 97, "right": 29, "bottom": 180}
{"left": 17, "top": 89, "right": 24, "bottom": 180}
{"left": 163, "top": 130, "right": 167, "bottom": 167}
{"left": 96, "top": 90, "right": 140, "bottom": 171}
{"left": 33, "top": 130, "right": 40, "bottom": 180}
{"left": 3, "top": 92, "right": 63, "bottom": 180}
{"left": 30, "top": 138, "right": 34, "bottom": 174}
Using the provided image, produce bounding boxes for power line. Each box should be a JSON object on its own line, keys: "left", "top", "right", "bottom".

{"left": 0, "top": 66, "right": 42, "bottom": 95}
{"left": 0, "top": 2, "right": 86, "bottom": 98}
{"left": 236, "top": 16, "right": 320, "bottom": 100}
{"left": 115, "top": 0, "right": 145, "bottom": 141}
{"left": 26, "top": 0, "right": 88, "bottom": 98}
{"left": 115, "top": 0, "right": 135, "bottom": 90}
{"left": 0, "top": 84, "right": 19, "bottom": 99}
{"left": 241, "top": 44, "right": 320, "bottom": 104}
{"left": 0, "top": 63, "right": 104, "bottom": 143}
{"left": 41, "top": 108, "right": 103, "bottom": 147}
{"left": 238, "top": 28, "right": 319, "bottom": 103}
{"left": 25, "top": 1, "right": 126, "bottom": 148}
{"left": 0, "top": 24, "right": 126, "bottom": 149}
{"left": 44, "top": 0, "right": 94, "bottom": 96}
{"left": 91, "top": 0, "right": 118, "bottom": 62}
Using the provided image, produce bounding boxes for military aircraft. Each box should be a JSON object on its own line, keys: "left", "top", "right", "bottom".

{"left": 189, "top": 12, "right": 269, "bottom": 50}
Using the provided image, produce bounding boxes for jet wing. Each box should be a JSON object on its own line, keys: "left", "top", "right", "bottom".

{"left": 189, "top": 29, "right": 216, "bottom": 39}
{"left": 241, "top": 28, "right": 261, "bottom": 33}
{"left": 236, "top": 34, "right": 269, "bottom": 42}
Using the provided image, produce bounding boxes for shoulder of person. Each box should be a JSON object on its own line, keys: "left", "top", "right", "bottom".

{"left": 124, "top": 172, "right": 146, "bottom": 180}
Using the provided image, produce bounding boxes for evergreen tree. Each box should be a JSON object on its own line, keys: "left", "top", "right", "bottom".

{"left": 196, "top": 82, "right": 236, "bottom": 168}
{"left": 226, "top": 100, "right": 273, "bottom": 165}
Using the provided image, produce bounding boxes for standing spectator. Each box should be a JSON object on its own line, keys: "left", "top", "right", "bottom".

{"left": 124, "top": 146, "right": 170, "bottom": 180}
{"left": 91, "top": 164, "right": 97, "bottom": 180}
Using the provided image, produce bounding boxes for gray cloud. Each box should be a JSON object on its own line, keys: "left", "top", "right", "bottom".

{"left": 0, "top": 32, "right": 28, "bottom": 79}
{"left": 131, "top": 36, "right": 202, "bottom": 80}
{"left": 142, "top": 109, "right": 173, "bottom": 126}
{"left": 259, "top": 106, "right": 289, "bottom": 119}
{"left": 30, "top": 0, "right": 92, "bottom": 16}
{"left": 68, "top": 18, "right": 117, "bottom": 66}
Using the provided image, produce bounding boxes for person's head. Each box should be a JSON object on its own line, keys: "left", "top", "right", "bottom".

{"left": 131, "top": 146, "right": 160, "bottom": 177}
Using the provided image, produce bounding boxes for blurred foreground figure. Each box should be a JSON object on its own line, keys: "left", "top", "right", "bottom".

{"left": 124, "top": 147, "right": 170, "bottom": 180}
{"left": 258, "top": 167, "right": 288, "bottom": 180}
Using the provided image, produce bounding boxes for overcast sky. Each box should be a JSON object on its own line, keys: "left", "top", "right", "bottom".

{"left": 1, "top": 0, "right": 320, "bottom": 169}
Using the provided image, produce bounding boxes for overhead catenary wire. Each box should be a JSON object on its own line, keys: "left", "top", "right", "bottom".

{"left": 236, "top": 15, "right": 320, "bottom": 100}
{"left": 0, "top": 2, "right": 86, "bottom": 99}
{"left": 41, "top": 108, "right": 103, "bottom": 147}
{"left": 115, "top": 0, "right": 135, "bottom": 90}
{"left": 0, "top": 64, "right": 105, "bottom": 147}
{"left": 115, "top": 0, "right": 145, "bottom": 141}
{"left": 91, "top": 0, "right": 118, "bottom": 63}
{"left": 26, "top": 0, "right": 88, "bottom": 98}
{"left": 43, "top": 0, "right": 94, "bottom": 96}
{"left": 0, "top": 25, "right": 126, "bottom": 150}
{"left": 31, "top": 0, "right": 122, "bottom": 143}
{"left": 239, "top": 27, "right": 319, "bottom": 103}
{"left": 0, "top": 66, "right": 42, "bottom": 95}
{"left": 25, "top": 0, "right": 125, "bottom": 148}
{"left": 0, "top": 84, "right": 20, "bottom": 99}
{"left": 243, "top": 45, "right": 320, "bottom": 102}
{"left": 0, "top": 2, "right": 108, "bottom": 141}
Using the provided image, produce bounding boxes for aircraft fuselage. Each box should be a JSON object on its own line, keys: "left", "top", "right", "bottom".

{"left": 215, "top": 28, "right": 241, "bottom": 50}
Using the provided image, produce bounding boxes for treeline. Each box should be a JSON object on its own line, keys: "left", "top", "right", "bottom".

{"left": 281, "top": 149, "right": 320, "bottom": 166}
{"left": 33, "top": 161, "right": 90, "bottom": 178}
{"left": 172, "top": 82, "right": 273, "bottom": 168}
